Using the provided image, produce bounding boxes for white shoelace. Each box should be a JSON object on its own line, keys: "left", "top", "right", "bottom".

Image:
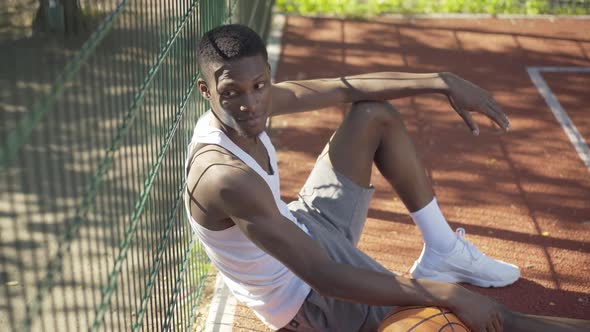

{"left": 455, "top": 228, "right": 483, "bottom": 261}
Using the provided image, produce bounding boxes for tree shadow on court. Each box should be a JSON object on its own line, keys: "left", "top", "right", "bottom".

{"left": 465, "top": 278, "right": 590, "bottom": 320}
{"left": 268, "top": 15, "right": 590, "bottom": 324}
{"left": 274, "top": 14, "right": 590, "bottom": 227}
{"left": 364, "top": 207, "right": 590, "bottom": 254}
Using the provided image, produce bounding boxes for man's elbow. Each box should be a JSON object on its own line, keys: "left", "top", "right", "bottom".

{"left": 339, "top": 77, "right": 366, "bottom": 103}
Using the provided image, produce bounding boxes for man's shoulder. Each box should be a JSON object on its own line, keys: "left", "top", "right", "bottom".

{"left": 186, "top": 144, "right": 259, "bottom": 197}
{"left": 185, "top": 144, "right": 272, "bottom": 225}
{"left": 188, "top": 143, "right": 239, "bottom": 169}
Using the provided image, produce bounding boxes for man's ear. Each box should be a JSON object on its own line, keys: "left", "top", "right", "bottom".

{"left": 197, "top": 78, "right": 211, "bottom": 99}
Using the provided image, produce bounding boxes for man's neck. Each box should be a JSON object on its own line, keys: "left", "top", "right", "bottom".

{"left": 209, "top": 113, "right": 259, "bottom": 152}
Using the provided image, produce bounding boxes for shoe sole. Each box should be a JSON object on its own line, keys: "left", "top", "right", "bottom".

{"left": 409, "top": 261, "right": 519, "bottom": 288}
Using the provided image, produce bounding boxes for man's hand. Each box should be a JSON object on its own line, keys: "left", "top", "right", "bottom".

{"left": 450, "top": 287, "right": 506, "bottom": 332}
{"left": 441, "top": 72, "right": 510, "bottom": 136}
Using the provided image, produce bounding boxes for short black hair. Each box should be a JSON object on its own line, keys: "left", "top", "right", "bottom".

{"left": 197, "top": 24, "right": 268, "bottom": 78}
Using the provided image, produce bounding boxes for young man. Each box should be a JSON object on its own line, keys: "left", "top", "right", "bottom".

{"left": 184, "top": 24, "right": 588, "bottom": 332}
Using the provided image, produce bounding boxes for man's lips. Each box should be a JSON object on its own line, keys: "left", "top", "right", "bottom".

{"left": 237, "top": 113, "right": 263, "bottom": 122}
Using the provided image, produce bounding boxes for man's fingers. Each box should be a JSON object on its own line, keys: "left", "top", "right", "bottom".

{"left": 492, "top": 313, "right": 503, "bottom": 332}
{"left": 498, "top": 310, "right": 504, "bottom": 329}
{"left": 480, "top": 109, "right": 507, "bottom": 131}
{"left": 480, "top": 101, "right": 506, "bottom": 129}
{"left": 459, "top": 110, "right": 479, "bottom": 136}
{"left": 449, "top": 96, "right": 479, "bottom": 135}
{"left": 485, "top": 317, "right": 501, "bottom": 332}
{"left": 488, "top": 98, "right": 505, "bottom": 115}
{"left": 486, "top": 100, "right": 510, "bottom": 130}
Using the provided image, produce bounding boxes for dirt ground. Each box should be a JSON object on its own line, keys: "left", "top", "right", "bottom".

{"left": 232, "top": 15, "right": 590, "bottom": 331}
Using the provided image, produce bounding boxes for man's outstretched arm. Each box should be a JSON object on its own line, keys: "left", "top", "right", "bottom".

{"left": 271, "top": 72, "right": 509, "bottom": 135}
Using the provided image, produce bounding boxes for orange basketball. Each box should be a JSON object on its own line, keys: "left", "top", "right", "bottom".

{"left": 378, "top": 306, "right": 471, "bottom": 332}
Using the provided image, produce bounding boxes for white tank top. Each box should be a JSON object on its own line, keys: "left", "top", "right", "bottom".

{"left": 184, "top": 111, "right": 311, "bottom": 330}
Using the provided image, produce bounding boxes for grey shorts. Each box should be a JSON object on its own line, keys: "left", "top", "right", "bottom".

{"left": 283, "top": 152, "right": 395, "bottom": 332}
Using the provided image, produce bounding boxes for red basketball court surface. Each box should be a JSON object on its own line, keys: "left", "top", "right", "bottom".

{"left": 231, "top": 15, "right": 590, "bottom": 331}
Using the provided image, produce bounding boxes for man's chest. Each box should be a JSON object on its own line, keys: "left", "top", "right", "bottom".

{"left": 246, "top": 141, "right": 274, "bottom": 176}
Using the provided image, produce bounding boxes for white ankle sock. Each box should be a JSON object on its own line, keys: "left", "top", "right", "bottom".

{"left": 409, "top": 198, "right": 456, "bottom": 253}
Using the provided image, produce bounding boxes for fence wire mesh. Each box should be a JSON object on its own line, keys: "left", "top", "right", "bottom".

{"left": 0, "top": 0, "right": 275, "bottom": 331}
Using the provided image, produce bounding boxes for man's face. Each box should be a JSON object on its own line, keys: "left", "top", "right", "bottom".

{"left": 198, "top": 54, "right": 271, "bottom": 138}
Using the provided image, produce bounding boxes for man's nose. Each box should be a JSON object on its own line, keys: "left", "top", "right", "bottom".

{"left": 240, "top": 95, "right": 256, "bottom": 112}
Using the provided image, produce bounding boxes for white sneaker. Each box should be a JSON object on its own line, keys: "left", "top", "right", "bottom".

{"left": 409, "top": 228, "right": 520, "bottom": 287}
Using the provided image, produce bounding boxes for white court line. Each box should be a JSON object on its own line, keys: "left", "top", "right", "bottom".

{"left": 527, "top": 66, "right": 590, "bottom": 171}
{"left": 205, "top": 13, "right": 287, "bottom": 330}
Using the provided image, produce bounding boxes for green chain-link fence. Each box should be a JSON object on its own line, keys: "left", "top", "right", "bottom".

{"left": 0, "top": 0, "right": 275, "bottom": 331}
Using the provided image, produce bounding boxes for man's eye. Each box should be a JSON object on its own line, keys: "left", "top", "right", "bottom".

{"left": 222, "top": 90, "right": 238, "bottom": 97}
{"left": 255, "top": 82, "right": 266, "bottom": 89}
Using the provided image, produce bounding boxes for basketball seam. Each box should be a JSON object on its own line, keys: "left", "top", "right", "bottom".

{"left": 407, "top": 312, "right": 450, "bottom": 332}
{"left": 438, "top": 322, "right": 468, "bottom": 332}
{"left": 438, "top": 306, "right": 456, "bottom": 332}
{"left": 381, "top": 307, "right": 468, "bottom": 332}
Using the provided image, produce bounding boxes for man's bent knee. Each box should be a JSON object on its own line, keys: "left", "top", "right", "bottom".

{"left": 348, "top": 101, "right": 402, "bottom": 130}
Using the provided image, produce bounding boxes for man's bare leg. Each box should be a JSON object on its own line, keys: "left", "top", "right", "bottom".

{"left": 325, "top": 101, "right": 433, "bottom": 211}
{"left": 324, "top": 100, "right": 464, "bottom": 255}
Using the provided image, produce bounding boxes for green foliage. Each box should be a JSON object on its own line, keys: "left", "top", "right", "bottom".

{"left": 275, "top": 0, "right": 590, "bottom": 17}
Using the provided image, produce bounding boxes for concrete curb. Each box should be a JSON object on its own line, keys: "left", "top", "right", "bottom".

{"left": 204, "top": 274, "right": 237, "bottom": 332}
